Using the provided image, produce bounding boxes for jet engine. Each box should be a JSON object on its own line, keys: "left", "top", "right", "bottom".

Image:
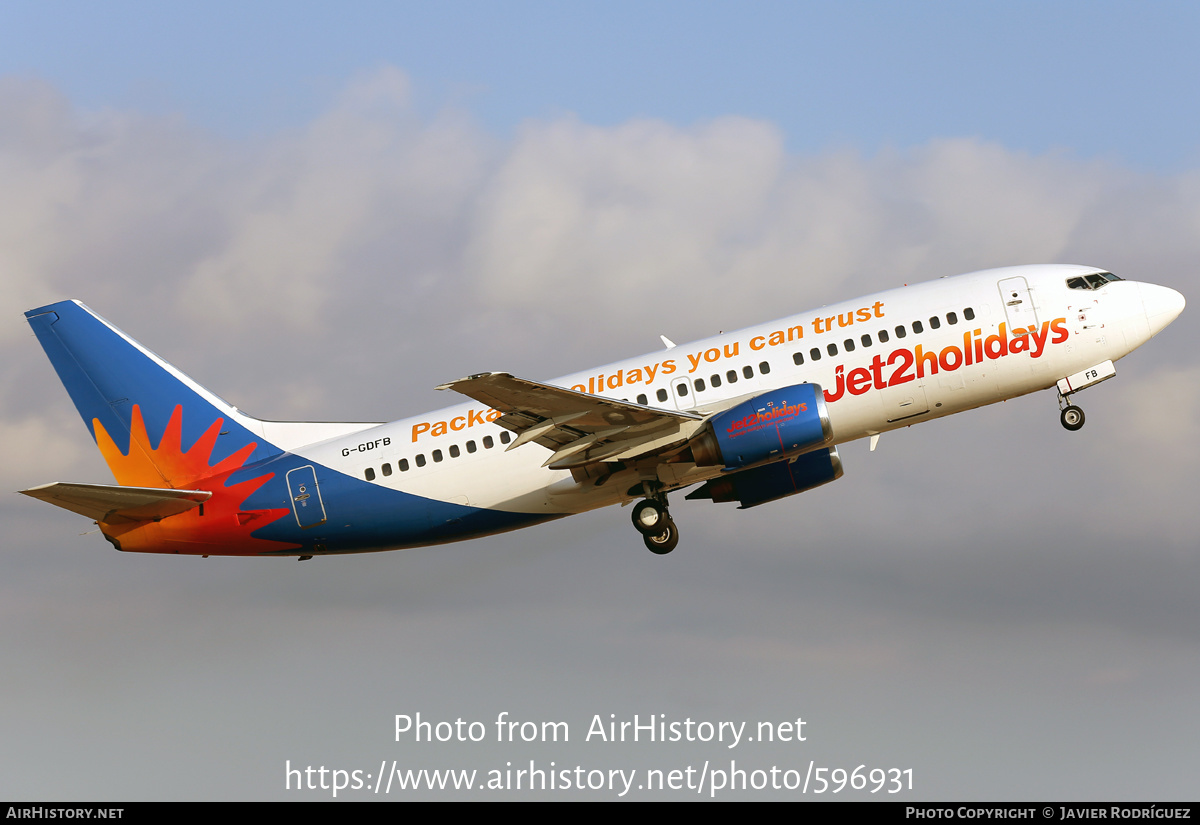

{"left": 689, "top": 383, "right": 832, "bottom": 470}
{"left": 686, "top": 446, "right": 843, "bottom": 508}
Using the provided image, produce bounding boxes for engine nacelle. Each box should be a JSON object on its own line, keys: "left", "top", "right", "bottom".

{"left": 686, "top": 446, "right": 843, "bottom": 509}
{"left": 690, "top": 383, "right": 832, "bottom": 470}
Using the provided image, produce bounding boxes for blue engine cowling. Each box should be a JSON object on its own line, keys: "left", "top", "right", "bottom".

{"left": 685, "top": 446, "right": 843, "bottom": 509}
{"left": 690, "top": 383, "right": 832, "bottom": 470}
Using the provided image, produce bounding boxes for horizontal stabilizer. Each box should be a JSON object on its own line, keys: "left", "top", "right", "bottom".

{"left": 19, "top": 482, "right": 211, "bottom": 524}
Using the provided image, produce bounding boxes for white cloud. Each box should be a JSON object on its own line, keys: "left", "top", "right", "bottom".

{"left": 181, "top": 66, "right": 490, "bottom": 330}
{"left": 464, "top": 116, "right": 787, "bottom": 325}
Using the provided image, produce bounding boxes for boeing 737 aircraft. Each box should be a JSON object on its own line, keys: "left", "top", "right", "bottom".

{"left": 20, "top": 264, "right": 1184, "bottom": 557}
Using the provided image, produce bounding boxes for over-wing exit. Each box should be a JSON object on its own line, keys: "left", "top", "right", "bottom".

{"left": 20, "top": 265, "right": 1184, "bottom": 557}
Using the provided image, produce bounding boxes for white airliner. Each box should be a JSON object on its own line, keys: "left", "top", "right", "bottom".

{"left": 20, "top": 264, "right": 1184, "bottom": 558}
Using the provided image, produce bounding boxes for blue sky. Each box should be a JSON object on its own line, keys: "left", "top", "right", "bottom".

{"left": 4, "top": 1, "right": 1199, "bottom": 168}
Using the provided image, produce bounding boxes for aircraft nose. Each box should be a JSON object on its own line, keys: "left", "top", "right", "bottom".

{"left": 1140, "top": 283, "right": 1186, "bottom": 337}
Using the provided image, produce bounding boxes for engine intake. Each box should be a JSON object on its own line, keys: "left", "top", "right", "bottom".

{"left": 690, "top": 383, "right": 832, "bottom": 470}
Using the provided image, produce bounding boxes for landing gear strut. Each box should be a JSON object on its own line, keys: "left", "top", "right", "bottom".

{"left": 1056, "top": 390, "right": 1085, "bottom": 431}
{"left": 632, "top": 492, "right": 679, "bottom": 555}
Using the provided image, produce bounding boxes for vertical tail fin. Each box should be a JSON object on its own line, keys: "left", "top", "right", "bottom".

{"left": 25, "top": 301, "right": 280, "bottom": 488}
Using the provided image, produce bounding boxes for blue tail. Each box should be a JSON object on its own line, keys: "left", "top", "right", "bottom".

{"left": 26, "top": 301, "right": 281, "bottom": 482}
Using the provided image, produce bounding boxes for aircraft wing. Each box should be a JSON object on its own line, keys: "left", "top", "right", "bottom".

{"left": 19, "top": 482, "right": 211, "bottom": 524}
{"left": 436, "top": 372, "right": 706, "bottom": 470}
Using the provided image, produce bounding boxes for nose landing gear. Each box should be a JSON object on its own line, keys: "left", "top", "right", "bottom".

{"left": 631, "top": 496, "right": 679, "bottom": 555}
{"left": 1055, "top": 361, "right": 1119, "bottom": 431}
{"left": 1056, "top": 389, "right": 1085, "bottom": 431}
{"left": 1060, "top": 405, "right": 1085, "bottom": 431}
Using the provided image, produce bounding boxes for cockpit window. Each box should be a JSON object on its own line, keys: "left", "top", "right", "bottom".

{"left": 1067, "top": 271, "right": 1123, "bottom": 291}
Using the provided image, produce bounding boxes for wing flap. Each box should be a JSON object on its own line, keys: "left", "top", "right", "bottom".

{"left": 437, "top": 372, "right": 705, "bottom": 469}
{"left": 19, "top": 482, "right": 212, "bottom": 524}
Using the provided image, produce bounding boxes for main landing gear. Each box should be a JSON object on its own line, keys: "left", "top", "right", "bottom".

{"left": 631, "top": 496, "right": 679, "bottom": 555}
{"left": 1056, "top": 390, "right": 1085, "bottom": 431}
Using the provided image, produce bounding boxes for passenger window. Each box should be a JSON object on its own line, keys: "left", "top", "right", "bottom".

{"left": 743, "top": 365, "right": 753, "bottom": 379}
{"left": 913, "top": 320, "right": 924, "bottom": 334}
{"left": 657, "top": 388, "right": 668, "bottom": 403}
{"left": 710, "top": 374, "right": 721, "bottom": 388}
{"left": 929, "top": 316, "right": 940, "bottom": 330}
{"left": 694, "top": 378, "right": 706, "bottom": 392}
{"left": 365, "top": 467, "right": 376, "bottom": 481}
{"left": 637, "top": 393, "right": 648, "bottom": 405}
{"left": 399, "top": 458, "right": 410, "bottom": 471}
{"left": 449, "top": 444, "right": 460, "bottom": 458}
{"left": 861, "top": 334, "right": 872, "bottom": 347}
{"left": 433, "top": 449, "right": 443, "bottom": 463}
{"left": 947, "top": 312, "right": 958, "bottom": 325}
{"left": 726, "top": 370, "right": 738, "bottom": 383}
{"left": 483, "top": 436, "right": 494, "bottom": 449}
{"left": 895, "top": 325, "right": 907, "bottom": 339}
{"left": 467, "top": 440, "right": 476, "bottom": 453}
{"left": 499, "top": 431, "right": 511, "bottom": 445}
{"left": 810, "top": 347, "right": 822, "bottom": 361}
{"left": 416, "top": 454, "right": 426, "bottom": 467}
{"left": 843, "top": 338, "right": 855, "bottom": 352}
{"left": 964, "top": 307, "right": 975, "bottom": 321}
{"left": 793, "top": 352, "right": 804, "bottom": 366}
{"left": 826, "top": 343, "right": 838, "bottom": 356}
{"left": 759, "top": 361, "right": 770, "bottom": 375}
{"left": 879, "top": 329, "right": 890, "bottom": 343}
{"left": 382, "top": 463, "right": 392, "bottom": 477}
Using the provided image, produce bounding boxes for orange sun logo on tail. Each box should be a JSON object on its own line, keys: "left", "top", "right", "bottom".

{"left": 93, "top": 405, "right": 300, "bottom": 556}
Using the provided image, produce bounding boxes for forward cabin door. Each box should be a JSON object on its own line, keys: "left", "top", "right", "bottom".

{"left": 997, "top": 276, "right": 1040, "bottom": 334}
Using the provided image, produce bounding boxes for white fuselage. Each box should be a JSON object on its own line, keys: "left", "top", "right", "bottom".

{"left": 295, "top": 265, "right": 1180, "bottom": 520}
